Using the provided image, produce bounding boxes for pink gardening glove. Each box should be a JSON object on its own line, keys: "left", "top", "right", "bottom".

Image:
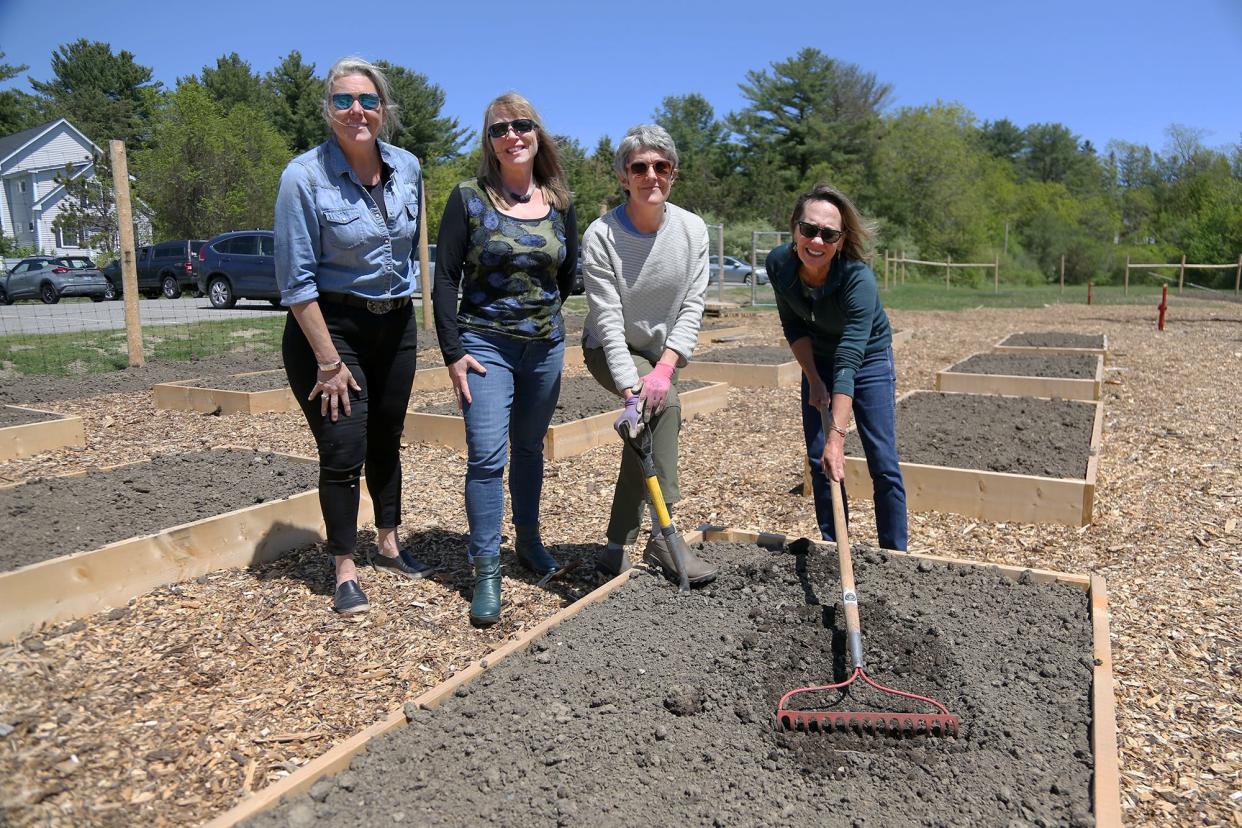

{"left": 638, "top": 362, "right": 675, "bottom": 412}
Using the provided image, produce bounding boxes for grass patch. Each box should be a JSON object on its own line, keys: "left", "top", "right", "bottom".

{"left": 877, "top": 282, "right": 1171, "bottom": 311}
{"left": 0, "top": 317, "right": 283, "bottom": 376}
{"left": 0, "top": 308, "right": 435, "bottom": 377}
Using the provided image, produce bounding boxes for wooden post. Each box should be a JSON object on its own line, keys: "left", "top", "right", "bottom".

{"left": 1178, "top": 254, "right": 1186, "bottom": 295}
{"left": 418, "top": 184, "right": 432, "bottom": 332}
{"left": 1235, "top": 253, "right": 1241, "bottom": 295}
{"left": 1124, "top": 255, "right": 1130, "bottom": 296}
{"left": 717, "top": 225, "right": 726, "bottom": 302}
{"left": 945, "top": 254, "right": 951, "bottom": 289}
{"left": 883, "top": 250, "right": 889, "bottom": 290}
{"left": 110, "top": 140, "right": 143, "bottom": 368}
{"left": 994, "top": 253, "right": 999, "bottom": 293}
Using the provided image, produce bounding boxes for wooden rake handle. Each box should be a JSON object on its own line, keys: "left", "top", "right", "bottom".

{"left": 819, "top": 405, "right": 865, "bottom": 669}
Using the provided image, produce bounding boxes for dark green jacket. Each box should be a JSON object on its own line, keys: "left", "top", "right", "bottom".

{"left": 766, "top": 243, "right": 891, "bottom": 397}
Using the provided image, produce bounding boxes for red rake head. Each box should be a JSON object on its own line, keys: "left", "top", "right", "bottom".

{"left": 775, "top": 667, "right": 961, "bottom": 737}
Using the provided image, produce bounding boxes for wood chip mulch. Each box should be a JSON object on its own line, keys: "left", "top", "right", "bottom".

{"left": 2, "top": 301, "right": 1241, "bottom": 827}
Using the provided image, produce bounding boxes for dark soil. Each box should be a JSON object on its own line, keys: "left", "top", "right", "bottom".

{"left": 0, "top": 449, "right": 317, "bottom": 573}
{"left": 847, "top": 392, "right": 1096, "bottom": 479}
{"left": 251, "top": 540, "right": 1095, "bottom": 828}
{"left": 0, "top": 352, "right": 282, "bottom": 406}
{"left": 187, "top": 372, "right": 290, "bottom": 393}
{"left": 696, "top": 345, "right": 793, "bottom": 365}
{"left": 1001, "top": 332, "right": 1105, "bottom": 349}
{"left": 420, "top": 377, "right": 706, "bottom": 425}
{"left": 0, "top": 406, "right": 60, "bottom": 428}
{"left": 949, "top": 353, "right": 1098, "bottom": 379}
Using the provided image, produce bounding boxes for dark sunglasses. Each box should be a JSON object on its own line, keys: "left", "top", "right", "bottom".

{"left": 330, "top": 93, "right": 381, "bottom": 111}
{"left": 797, "top": 221, "right": 844, "bottom": 244}
{"left": 628, "top": 159, "right": 674, "bottom": 177}
{"left": 486, "top": 118, "right": 536, "bottom": 139}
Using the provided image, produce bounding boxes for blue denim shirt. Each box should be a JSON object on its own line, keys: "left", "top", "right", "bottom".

{"left": 274, "top": 136, "right": 422, "bottom": 305}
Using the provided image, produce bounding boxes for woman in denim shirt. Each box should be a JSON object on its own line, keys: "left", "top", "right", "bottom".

{"left": 275, "top": 56, "right": 433, "bottom": 615}
{"left": 433, "top": 92, "right": 578, "bottom": 626}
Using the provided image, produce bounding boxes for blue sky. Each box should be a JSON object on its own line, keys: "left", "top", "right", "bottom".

{"left": 1, "top": 0, "right": 1240, "bottom": 156}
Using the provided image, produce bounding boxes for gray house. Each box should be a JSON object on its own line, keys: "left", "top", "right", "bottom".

{"left": 0, "top": 118, "right": 103, "bottom": 256}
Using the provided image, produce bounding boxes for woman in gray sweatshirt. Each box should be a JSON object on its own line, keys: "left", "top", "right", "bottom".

{"left": 580, "top": 124, "right": 716, "bottom": 585}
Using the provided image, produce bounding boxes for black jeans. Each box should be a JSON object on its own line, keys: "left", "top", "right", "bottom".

{"left": 283, "top": 302, "right": 417, "bottom": 557}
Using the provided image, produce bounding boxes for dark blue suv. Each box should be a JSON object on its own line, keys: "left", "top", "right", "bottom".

{"left": 194, "top": 230, "right": 279, "bottom": 309}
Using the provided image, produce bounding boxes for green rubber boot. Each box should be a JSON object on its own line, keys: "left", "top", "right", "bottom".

{"left": 470, "top": 555, "right": 501, "bottom": 627}
{"left": 514, "top": 523, "right": 558, "bottom": 576}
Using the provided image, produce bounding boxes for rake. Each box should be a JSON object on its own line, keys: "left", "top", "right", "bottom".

{"left": 775, "top": 472, "right": 960, "bottom": 737}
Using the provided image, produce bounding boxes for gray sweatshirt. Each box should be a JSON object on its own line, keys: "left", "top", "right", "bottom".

{"left": 581, "top": 203, "right": 710, "bottom": 391}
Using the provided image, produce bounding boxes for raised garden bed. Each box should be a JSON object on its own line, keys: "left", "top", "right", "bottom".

{"left": 890, "top": 327, "right": 913, "bottom": 348}
{"left": 680, "top": 345, "right": 800, "bottom": 387}
{"left": 835, "top": 390, "right": 1102, "bottom": 526}
{"left": 404, "top": 376, "right": 728, "bottom": 459}
{"left": 0, "top": 404, "right": 86, "bottom": 462}
{"left": 222, "top": 528, "right": 1119, "bottom": 828}
{"left": 936, "top": 351, "right": 1104, "bottom": 401}
{"left": 0, "top": 449, "right": 373, "bottom": 641}
{"left": 153, "top": 370, "right": 298, "bottom": 415}
{"left": 994, "top": 331, "right": 1109, "bottom": 364}
{"left": 697, "top": 321, "right": 749, "bottom": 343}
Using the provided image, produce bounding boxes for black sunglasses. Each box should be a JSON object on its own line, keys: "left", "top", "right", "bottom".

{"left": 330, "top": 93, "right": 381, "bottom": 111}
{"left": 487, "top": 118, "right": 536, "bottom": 139}
{"left": 797, "top": 221, "right": 844, "bottom": 244}
{"left": 628, "top": 159, "right": 674, "bottom": 177}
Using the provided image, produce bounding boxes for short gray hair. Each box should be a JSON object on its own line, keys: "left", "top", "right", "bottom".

{"left": 613, "top": 124, "right": 679, "bottom": 177}
{"left": 322, "top": 56, "right": 400, "bottom": 141}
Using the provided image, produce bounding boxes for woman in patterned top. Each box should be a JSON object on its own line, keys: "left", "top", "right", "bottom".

{"left": 433, "top": 92, "right": 578, "bottom": 627}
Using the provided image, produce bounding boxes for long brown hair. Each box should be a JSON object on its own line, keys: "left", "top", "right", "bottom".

{"left": 789, "top": 183, "right": 875, "bottom": 261}
{"left": 477, "top": 92, "right": 571, "bottom": 211}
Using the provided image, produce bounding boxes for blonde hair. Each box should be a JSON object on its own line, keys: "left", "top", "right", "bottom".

{"left": 477, "top": 92, "right": 570, "bottom": 211}
{"left": 322, "top": 56, "right": 399, "bottom": 141}
{"left": 789, "top": 182, "right": 875, "bottom": 261}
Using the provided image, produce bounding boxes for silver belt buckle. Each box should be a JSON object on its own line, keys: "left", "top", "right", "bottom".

{"left": 366, "top": 299, "right": 394, "bottom": 314}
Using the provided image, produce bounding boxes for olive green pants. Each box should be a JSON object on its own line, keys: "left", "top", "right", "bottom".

{"left": 583, "top": 346, "right": 683, "bottom": 546}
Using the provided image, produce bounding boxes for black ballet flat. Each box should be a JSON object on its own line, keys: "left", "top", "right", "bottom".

{"left": 333, "top": 579, "right": 369, "bottom": 614}
{"left": 367, "top": 546, "right": 435, "bottom": 579}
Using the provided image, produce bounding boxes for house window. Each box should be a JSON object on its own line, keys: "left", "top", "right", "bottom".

{"left": 55, "top": 227, "right": 64, "bottom": 247}
{"left": 19, "top": 181, "right": 26, "bottom": 193}
{"left": 28, "top": 221, "right": 34, "bottom": 232}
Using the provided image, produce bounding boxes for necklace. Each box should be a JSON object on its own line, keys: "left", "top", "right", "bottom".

{"left": 507, "top": 185, "right": 534, "bottom": 204}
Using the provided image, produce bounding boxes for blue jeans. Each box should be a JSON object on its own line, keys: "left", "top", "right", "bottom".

{"left": 460, "top": 329, "right": 565, "bottom": 559}
{"left": 802, "top": 346, "right": 907, "bottom": 550}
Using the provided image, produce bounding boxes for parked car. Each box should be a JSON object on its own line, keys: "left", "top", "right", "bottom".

{"left": 708, "top": 255, "right": 768, "bottom": 286}
{"left": 194, "top": 230, "right": 277, "bottom": 309}
{"left": 100, "top": 258, "right": 123, "bottom": 299}
{"left": 137, "top": 239, "right": 206, "bottom": 299}
{"left": 0, "top": 256, "right": 111, "bottom": 304}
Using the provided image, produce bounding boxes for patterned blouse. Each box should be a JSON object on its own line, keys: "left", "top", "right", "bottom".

{"left": 432, "top": 178, "right": 579, "bottom": 365}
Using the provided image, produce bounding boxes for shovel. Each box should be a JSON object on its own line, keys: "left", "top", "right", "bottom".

{"left": 615, "top": 400, "right": 691, "bottom": 594}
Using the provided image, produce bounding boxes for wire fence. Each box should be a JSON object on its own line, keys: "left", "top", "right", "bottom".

{"left": 0, "top": 284, "right": 288, "bottom": 377}
{"left": 748, "top": 231, "right": 787, "bottom": 308}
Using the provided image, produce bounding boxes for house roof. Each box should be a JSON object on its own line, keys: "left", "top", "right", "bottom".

{"left": 0, "top": 118, "right": 102, "bottom": 168}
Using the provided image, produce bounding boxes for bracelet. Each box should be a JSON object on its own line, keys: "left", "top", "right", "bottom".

{"left": 317, "top": 359, "right": 342, "bottom": 373}
{"left": 828, "top": 423, "right": 848, "bottom": 438}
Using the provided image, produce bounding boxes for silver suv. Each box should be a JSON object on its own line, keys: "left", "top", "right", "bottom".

{"left": 0, "top": 256, "right": 111, "bottom": 304}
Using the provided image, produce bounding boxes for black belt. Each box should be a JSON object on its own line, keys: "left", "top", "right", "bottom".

{"left": 319, "top": 293, "right": 411, "bottom": 314}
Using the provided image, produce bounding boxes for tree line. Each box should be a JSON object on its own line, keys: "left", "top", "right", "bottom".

{"left": 2, "top": 42, "right": 1238, "bottom": 287}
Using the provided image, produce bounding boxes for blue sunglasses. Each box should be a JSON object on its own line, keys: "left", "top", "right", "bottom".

{"left": 331, "top": 93, "right": 381, "bottom": 112}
